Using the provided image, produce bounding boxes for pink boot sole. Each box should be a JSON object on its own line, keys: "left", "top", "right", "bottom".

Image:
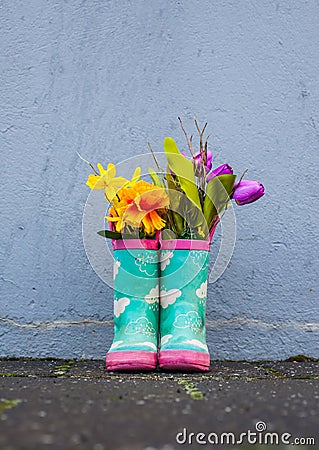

{"left": 159, "top": 350, "right": 210, "bottom": 371}
{"left": 106, "top": 350, "right": 157, "bottom": 371}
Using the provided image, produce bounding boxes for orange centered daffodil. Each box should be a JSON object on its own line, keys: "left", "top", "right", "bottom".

{"left": 108, "top": 180, "right": 169, "bottom": 235}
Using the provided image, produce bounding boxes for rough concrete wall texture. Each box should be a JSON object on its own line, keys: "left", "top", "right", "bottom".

{"left": 1, "top": 0, "right": 318, "bottom": 360}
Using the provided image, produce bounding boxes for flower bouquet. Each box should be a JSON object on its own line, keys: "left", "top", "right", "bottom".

{"left": 84, "top": 118, "right": 264, "bottom": 371}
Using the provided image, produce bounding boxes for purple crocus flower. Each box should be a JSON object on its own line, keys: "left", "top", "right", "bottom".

{"left": 232, "top": 180, "right": 265, "bottom": 205}
{"left": 193, "top": 150, "right": 213, "bottom": 172}
{"left": 206, "top": 164, "right": 233, "bottom": 182}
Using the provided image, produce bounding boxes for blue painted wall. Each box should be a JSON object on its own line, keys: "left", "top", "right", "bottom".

{"left": 1, "top": 0, "right": 318, "bottom": 360}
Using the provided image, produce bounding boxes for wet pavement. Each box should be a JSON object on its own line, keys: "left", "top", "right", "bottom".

{"left": 0, "top": 358, "right": 318, "bottom": 449}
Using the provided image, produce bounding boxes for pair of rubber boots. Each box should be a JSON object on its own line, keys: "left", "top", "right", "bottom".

{"left": 106, "top": 236, "right": 211, "bottom": 372}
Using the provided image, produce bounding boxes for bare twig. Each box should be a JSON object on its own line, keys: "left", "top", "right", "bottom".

{"left": 90, "top": 163, "right": 99, "bottom": 175}
{"left": 204, "top": 135, "right": 210, "bottom": 152}
{"left": 201, "top": 122, "right": 207, "bottom": 135}
{"left": 77, "top": 151, "right": 99, "bottom": 175}
{"left": 194, "top": 118, "right": 208, "bottom": 173}
{"left": 194, "top": 119, "right": 208, "bottom": 196}
{"left": 178, "top": 117, "right": 194, "bottom": 157}
{"left": 147, "top": 141, "right": 162, "bottom": 172}
{"left": 178, "top": 117, "right": 191, "bottom": 151}
{"left": 238, "top": 168, "right": 248, "bottom": 184}
{"left": 189, "top": 135, "right": 194, "bottom": 152}
{"left": 189, "top": 134, "right": 198, "bottom": 175}
{"left": 194, "top": 117, "right": 201, "bottom": 136}
{"left": 201, "top": 123, "right": 207, "bottom": 159}
{"left": 194, "top": 119, "right": 207, "bottom": 153}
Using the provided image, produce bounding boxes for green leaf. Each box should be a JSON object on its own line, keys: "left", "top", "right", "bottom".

{"left": 165, "top": 165, "right": 208, "bottom": 236}
{"left": 203, "top": 174, "right": 236, "bottom": 226}
{"left": 165, "top": 169, "right": 185, "bottom": 235}
{"left": 161, "top": 229, "right": 177, "bottom": 240}
{"left": 181, "top": 196, "right": 208, "bottom": 231}
{"left": 165, "top": 169, "right": 180, "bottom": 192}
{"left": 148, "top": 167, "right": 164, "bottom": 187}
{"left": 97, "top": 230, "right": 123, "bottom": 239}
{"left": 164, "top": 137, "right": 202, "bottom": 210}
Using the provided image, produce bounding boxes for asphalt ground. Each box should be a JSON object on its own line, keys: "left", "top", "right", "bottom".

{"left": 0, "top": 358, "right": 318, "bottom": 450}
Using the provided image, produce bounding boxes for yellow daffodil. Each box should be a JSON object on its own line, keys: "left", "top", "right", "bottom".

{"left": 126, "top": 166, "right": 141, "bottom": 187}
{"left": 86, "top": 163, "right": 128, "bottom": 201}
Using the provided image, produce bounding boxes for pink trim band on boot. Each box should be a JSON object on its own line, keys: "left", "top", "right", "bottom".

{"left": 112, "top": 239, "right": 159, "bottom": 250}
{"left": 159, "top": 350, "right": 210, "bottom": 372}
{"left": 160, "top": 239, "right": 210, "bottom": 251}
{"left": 106, "top": 351, "right": 157, "bottom": 371}
{"left": 160, "top": 217, "right": 220, "bottom": 251}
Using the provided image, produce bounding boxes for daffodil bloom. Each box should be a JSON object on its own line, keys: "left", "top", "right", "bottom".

{"left": 125, "top": 166, "right": 141, "bottom": 187}
{"left": 86, "top": 163, "right": 128, "bottom": 201}
{"left": 108, "top": 180, "right": 169, "bottom": 235}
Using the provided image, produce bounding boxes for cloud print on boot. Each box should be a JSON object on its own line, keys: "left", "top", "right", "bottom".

{"left": 160, "top": 334, "right": 173, "bottom": 346}
{"left": 134, "top": 252, "right": 158, "bottom": 276}
{"left": 160, "top": 251, "right": 174, "bottom": 271}
{"left": 109, "top": 340, "right": 123, "bottom": 351}
{"left": 133, "top": 342, "right": 157, "bottom": 351}
{"left": 160, "top": 288, "right": 182, "bottom": 308}
{"left": 114, "top": 297, "right": 130, "bottom": 318}
{"left": 173, "top": 311, "right": 203, "bottom": 331}
{"left": 183, "top": 339, "right": 208, "bottom": 351}
{"left": 125, "top": 317, "right": 156, "bottom": 336}
{"left": 144, "top": 285, "right": 159, "bottom": 304}
{"left": 190, "top": 251, "right": 208, "bottom": 268}
{"left": 196, "top": 281, "right": 207, "bottom": 299}
{"left": 114, "top": 260, "right": 121, "bottom": 280}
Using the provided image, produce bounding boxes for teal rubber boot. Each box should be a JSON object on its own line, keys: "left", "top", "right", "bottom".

{"left": 106, "top": 240, "right": 160, "bottom": 371}
{"left": 159, "top": 239, "right": 210, "bottom": 371}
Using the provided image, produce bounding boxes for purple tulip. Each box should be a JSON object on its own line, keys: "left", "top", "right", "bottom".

{"left": 206, "top": 164, "right": 233, "bottom": 182}
{"left": 232, "top": 180, "right": 264, "bottom": 205}
{"left": 193, "top": 150, "right": 213, "bottom": 172}
{"left": 172, "top": 151, "right": 213, "bottom": 175}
